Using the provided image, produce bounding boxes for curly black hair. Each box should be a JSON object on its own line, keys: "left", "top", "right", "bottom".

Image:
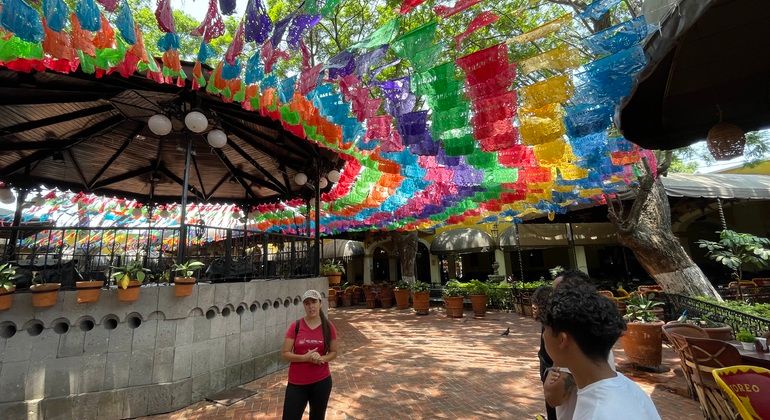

{"left": 554, "top": 269, "right": 590, "bottom": 286}
{"left": 539, "top": 282, "right": 626, "bottom": 362}
{"left": 531, "top": 285, "right": 553, "bottom": 309}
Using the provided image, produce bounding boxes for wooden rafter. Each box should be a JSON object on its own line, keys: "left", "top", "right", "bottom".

{"left": 205, "top": 173, "right": 231, "bottom": 200}
{"left": 226, "top": 140, "right": 287, "bottom": 193}
{"left": 191, "top": 153, "right": 208, "bottom": 198}
{"left": 219, "top": 116, "right": 305, "bottom": 171}
{"left": 157, "top": 164, "right": 207, "bottom": 200}
{"left": 279, "top": 163, "right": 291, "bottom": 190}
{"left": 211, "top": 148, "right": 258, "bottom": 200}
{"left": 92, "top": 165, "right": 155, "bottom": 189}
{"left": 88, "top": 124, "right": 144, "bottom": 189}
{"left": 0, "top": 104, "right": 115, "bottom": 136}
{"left": 66, "top": 149, "right": 89, "bottom": 188}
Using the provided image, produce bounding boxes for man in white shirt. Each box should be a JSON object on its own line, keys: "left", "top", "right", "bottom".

{"left": 539, "top": 279, "right": 661, "bottom": 420}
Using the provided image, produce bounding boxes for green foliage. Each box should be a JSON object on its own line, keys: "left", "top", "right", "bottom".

{"left": 170, "top": 260, "right": 205, "bottom": 278}
{"left": 697, "top": 296, "right": 770, "bottom": 320}
{"left": 466, "top": 279, "right": 490, "bottom": 296}
{"left": 697, "top": 230, "right": 770, "bottom": 280}
{"left": 320, "top": 259, "right": 345, "bottom": 275}
{"left": 548, "top": 265, "right": 565, "bottom": 280}
{"left": 110, "top": 261, "right": 150, "bottom": 289}
{"left": 624, "top": 293, "right": 664, "bottom": 323}
{"left": 736, "top": 329, "right": 755, "bottom": 343}
{"left": 513, "top": 280, "right": 551, "bottom": 290}
{"left": 411, "top": 281, "right": 430, "bottom": 292}
{"left": 487, "top": 281, "right": 513, "bottom": 309}
{"left": 0, "top": 263, "right": 16, "bottom": 291}
{"left": 395, "top": 280, "right": 411, "bottom": 290}
{"left": 443, "top": 280, "right": 466, "bottom": 297}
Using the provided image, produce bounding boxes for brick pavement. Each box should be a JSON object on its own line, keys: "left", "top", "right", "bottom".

{"left": 144, "top": 307, "right": 703, "bottom": 420}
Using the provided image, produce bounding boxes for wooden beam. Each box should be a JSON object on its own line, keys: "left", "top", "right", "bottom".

{"left": 219, "top": 116, "right": 305, "bottom": 171}
{"left": 211, "top": 148, "right": 258, "bottom": 200}
{"left": 66, "top": 150, "right": 89, "bottom": 189}
{"left": 0, "top": 115, "right": 125, "bottom": 177}
{"left": 205, "top": 173, "right": 230, "bottom": 200}
{"left": 226, "top": 140, "right": 287, "bottom": 193}
{"left": 191, "top": 153, "right": 208, "bottom": 198}
{"left": 88, "top": 124, "right": 143, "bottom": 189}
{"left": 0, "top": 104, "right": 115, "bottom": 136}
{"left": 157, "top": 164, "right": 207, "bottom": 200}
{"left": 92, "top": 165, "right": 155, "bottom": 189}
{"left": 279, "top": 163, "right": 291, "bottom": 190}
{"left": 232, "top": 168, "right": 286, "bottom": 195}
{"left": 0, "top": 88, "right": 119, "bottom": 105}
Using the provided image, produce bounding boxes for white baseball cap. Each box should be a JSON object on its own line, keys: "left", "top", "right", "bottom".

{"left": 302, "top": 289, "right": 323, "bottom": 302}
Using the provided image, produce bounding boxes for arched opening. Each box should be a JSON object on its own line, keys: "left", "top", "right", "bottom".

{"left": 372, "top": 247, "right": 389, "bottom": 282}
{"left": 415, "top": 242, "right": 431, "bottom": 283}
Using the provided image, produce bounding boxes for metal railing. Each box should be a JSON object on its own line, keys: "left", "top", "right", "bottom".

{"left": 662, "top": 293, "right": 770, "bottom": 336}
{"left": 0, "top": 225, "right": 315, "bottom": 290}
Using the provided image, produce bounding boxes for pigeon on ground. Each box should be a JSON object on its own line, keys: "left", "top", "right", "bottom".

{"left": 500, "top": 327, "right": 510, "bottom": 336}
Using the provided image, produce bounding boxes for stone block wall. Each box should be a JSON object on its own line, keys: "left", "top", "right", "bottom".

{"left": 0, "top": 277, "right": 327, "bottom": 419}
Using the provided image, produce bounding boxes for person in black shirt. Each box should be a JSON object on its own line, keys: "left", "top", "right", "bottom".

{"left": 532, "top": 285, "right": 556, "bottom": 420}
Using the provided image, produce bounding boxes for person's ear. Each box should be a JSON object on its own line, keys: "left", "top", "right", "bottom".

{"left": 557, "top": 331, "right": 570, "bottom": 350}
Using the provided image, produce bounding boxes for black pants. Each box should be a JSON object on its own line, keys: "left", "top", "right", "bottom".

{"left": 282, "top": 376, "right": 333, "bottom": 420}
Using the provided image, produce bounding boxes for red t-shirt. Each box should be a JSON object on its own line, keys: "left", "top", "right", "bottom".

{"left": 285, "top": 318, "right": 337, "bottom": 385}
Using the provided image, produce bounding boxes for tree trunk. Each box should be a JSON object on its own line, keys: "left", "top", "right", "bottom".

{"left": 393, "top": 231, "right": 418, "bottom": 285}
{"left": 610, "top": 178, "right": 722, "bottom": 300}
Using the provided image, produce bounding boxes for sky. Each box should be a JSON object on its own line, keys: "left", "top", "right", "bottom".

{"left": 171, "top": 0, "right": 247, "bottom": 22}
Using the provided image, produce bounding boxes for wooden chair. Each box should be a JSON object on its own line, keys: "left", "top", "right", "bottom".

{"left": 598, "top": 290, "right": 614, "bottom": 299}
{"left": 712, "top": 365, "right": 770, "bottom": 420}
{"left": 681, "top": 336, "right": 743, "bottom": 419}
{"left": 663, "top": 324, "right": 709, "bottom": 398}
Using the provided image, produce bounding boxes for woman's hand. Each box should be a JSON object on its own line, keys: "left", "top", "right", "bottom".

{"left": 305, "top": 348, "right": 323, "bottom": 364}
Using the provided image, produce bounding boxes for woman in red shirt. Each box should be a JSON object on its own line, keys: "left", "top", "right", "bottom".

{"left": 281, "top": 289, "right": 339, "bottom": 420}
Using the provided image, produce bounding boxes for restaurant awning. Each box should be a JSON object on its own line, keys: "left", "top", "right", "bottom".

{"left": 618, "top": 0, "right": 770, "bottom": 150}
{"left": 660, "top": 173, "right": 770, "bottom": 200}
{"left": 430, "top": 228, "right": 494, "bottom": 254}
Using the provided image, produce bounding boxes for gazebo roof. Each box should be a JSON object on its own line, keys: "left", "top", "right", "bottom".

{"left": 0, "top": 65, "right": 338, "bottom": 205}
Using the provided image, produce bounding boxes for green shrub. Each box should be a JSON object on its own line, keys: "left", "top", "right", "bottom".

{"left": 736, "top": 329, "right": 755, "bottom": 343}
{"left": 411, "top": 281, "right": 430, "bottom": 292}
{"left": 443, "top": 280, "right": 466, "bottom": 297}
{"left": 467, "top": 279, "right": 490, "bottom": 296}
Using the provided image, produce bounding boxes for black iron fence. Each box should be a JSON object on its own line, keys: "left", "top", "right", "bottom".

{"left": 0, "top": 225, "right": 315, "bottom": 290}
{"left": 662, "top": 293, "right": 770, "bottom": 336}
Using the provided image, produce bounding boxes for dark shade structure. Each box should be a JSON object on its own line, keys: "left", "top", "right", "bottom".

{"left": 617, "top": 0, "right": 770, "bottom": 150}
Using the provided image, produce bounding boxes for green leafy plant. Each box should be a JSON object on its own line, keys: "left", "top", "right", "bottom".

{"left": 320, "top": 259, "right": 345, "bottom": 275}
{"left": 411, "top": 281, "right": 430, "bottom": 292}
{"left": 513, "top": 280, "right": 551, "bottom": 290}
{"left": 170, "top": 260, "right": 205, "bottom": 278}
{"left": 624, "top": 294, "right": 665, "bottom": 323}
{"left": 697, "top": 230, "right": 770, "bottom": 298}
{"left": 736, "top": 329, "right": 755, "bottom": 343}
{"left": 549, "top": 265, "right": 565, "bottom": 280}
{"left": 467, "top": 279, "right": 490, "bottom": 296}
{"left": 0, "top": 263, "right": 16, "bottom": 292}
{"left": 110, "top": 261, "right": 150, "bottom": 289}
{"left": 443, "top": 280, "right": 466, "bottom": 297}
{"left": 395, "top": 280, "right": 411, "bottom": 290}
{"left": 696, "top": 296, "right": 770, "bottom": 320}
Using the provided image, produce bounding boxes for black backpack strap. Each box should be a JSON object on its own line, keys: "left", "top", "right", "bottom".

{"left": 292, "top": 319, "right": 300, "bottom": 352}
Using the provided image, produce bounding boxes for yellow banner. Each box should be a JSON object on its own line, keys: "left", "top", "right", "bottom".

{"left": 520, "top": 74, "right": 574, "bottom": 110}
{"left": 519, "top": 45, "right": 583, "bottom": 75}
{"left": 507, "top": 14, "right": 572, "bottom": 45}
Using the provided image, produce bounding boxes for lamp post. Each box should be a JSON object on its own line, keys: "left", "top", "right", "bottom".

{"left": 292, "top": 166, "right": 341, "bottom": 277}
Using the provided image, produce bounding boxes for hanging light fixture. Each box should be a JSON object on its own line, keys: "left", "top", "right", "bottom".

{"left": 184, "top": 111, "right": 209, "bottom": 133}
{"left": 0, "top": 186, "right": 15, "bottom": 204}
{"left": 148, "top": 114, "right": 172, "bottom": 136}
{"left": 294, "top": 172, "right": 308, "bottom": 186}
{"left": 207, "top": 129, "right": 228, "bottom": 148}
{"left": 326, "top": 169, "right": 341, "bottom": 183}
{"left": 319, "top": 177, "right": 328, "bottom": 189}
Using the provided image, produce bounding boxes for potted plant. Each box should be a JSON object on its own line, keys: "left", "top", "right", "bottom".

{"left": 736, "top": 329, "right": 757, "bottom": 351}
{"left": 697, "top": 229, "right": 770, "bottom": 300}
{"left": 394, "top": 280, "right": 411, "bottom": 309}
{"left": 681, "top": 314, "right": 734, "bottom": 341}
{"left": 443, "top": 280, "right": 465, "bottom": 318}
{"left": 620, "top": 294, "right": 665, "bottom": 368}
{"left": 29, "top": 272, "right": 61, "bottom": 308}
{"left": 467, "top": 279, "right": 490, "bottom": 318}
{"left": 170, "top": 260, "right": 205, "bottom": 297}
{"left": 110, "top": 261, "right": 150, "bottom": 302}
{"left": 0, "top": 263, "right": 16, "bottom": 311}
{"left": 328, "top": 288, "right": 338, "bottom": 308}
{"left": 412, "top": 281, "right": 431, "bottom": 315}
{"left": 320, "top": 259, "right": 345, "bottom": 286}
{"left": 380, "top": 285, "right": 393, "bottom": 308}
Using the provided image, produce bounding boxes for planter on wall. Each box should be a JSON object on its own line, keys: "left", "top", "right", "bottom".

{"left": 30, "top": 283, "right": 61, "bottom": 308}
{"left": 326, "top": 274, "right": 342, "bottom": 286}
{"left": 0, "top": 286, "right": 15, "bottom": 311}
{"left": 444, "top": 296, "right": 464, "bottom": 318}
{"left": 413, "top": 291, "right": 430, "bottom": 315}
{"left": 394, "top": 288, "right": 410, "bottom": 309}
{"left": 620, "top": 321, "right": 664, "bottom": 368}
{"left": 76, "top": 281, "right": 104, "bottom": 304}
{"left": 173, "top": 277, "right": 196, "bottom": 297}
{"left": 470, "top": 294, "right": 488, "bottom": 318}
{"left": 117, "top": 281, "right": 142, "bottom": 302}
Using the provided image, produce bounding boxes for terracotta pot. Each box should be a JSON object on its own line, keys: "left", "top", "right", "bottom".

{"left": 0, "top": 286, "right": 15, "bottom": 311}
{"left": 343, "top": 294, "right": 352, "bottom": 306}
{"left": 117, "top": 280, "right": 142, "bottom": 302}
{"left": 381, "top": 297, "right": 392, "bottom": 308}
{"left": 76, "top": 281, "right": 104, "bottom": 304}
{"left": 523, "top": 304, "right": 533, "bottom": 317}
{"left": 365, "top": 297, "right": 375, "bottom": 309}
{"left": 470, "top": 294, "right": 488, "bottom": 318}
{"left": 173, "top": 277, "right": 196, "bottom": 297}
{"left": 413, "top": 291, "right": 430, "bottom": 315}
{"left": 326, "top": 274, "right": 342, "bottom": 286}
{"left": 444, "top": 296, "right": 464, "bottom": 318}
{"left": 31, "top": 283, "right": 61, "bottom": 308}
{"left": 704, "top": 325, "right": 734, "bottom": 341}
{"left": 620, "top": 321, "right": 664, "bottom": 368}
{"left": 394, "top": 289, "right": 410, "bottom": 309}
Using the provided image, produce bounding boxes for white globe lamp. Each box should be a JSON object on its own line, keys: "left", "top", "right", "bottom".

{"left": 148, "top": 114, "right": 172, "bottom": 136}
{"left": 294, "top": 172, "right": 308, "bottom": 186}
{"left": 0, "top": 187, "right": 15, "bottom": 204}
{"left": 184, "top": 111, "right": 208, "bottom": 133}
{"left": 207, "top": 129, "right": 228, "bottom": 148}
{"left": 326, "top": 169, "right": 341, "bottom": 183}
{"left": 319, "top": 177, "right": 328, "bottom": 189}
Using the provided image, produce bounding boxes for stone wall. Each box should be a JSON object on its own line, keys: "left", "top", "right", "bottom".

{"left": 0, "top": 277, "right": 327, "bottom": 419}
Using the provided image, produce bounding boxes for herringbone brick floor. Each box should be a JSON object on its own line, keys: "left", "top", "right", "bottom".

{"left": 144, "top": 306, "right": 703, "bottom": 419}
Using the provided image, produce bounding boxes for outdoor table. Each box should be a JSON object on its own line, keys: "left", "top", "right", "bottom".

{"left": 728, "top": 341, "right": 770, "bottom": 369}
